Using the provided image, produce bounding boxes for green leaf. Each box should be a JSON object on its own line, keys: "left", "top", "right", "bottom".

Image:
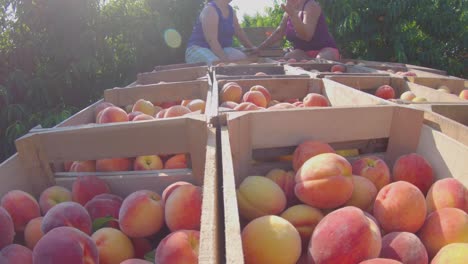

{"left": 144, "top": 249, "right": 156, "bottom": 262}
{"left": 92, "top": 216, "right": 118, "bottom": 232}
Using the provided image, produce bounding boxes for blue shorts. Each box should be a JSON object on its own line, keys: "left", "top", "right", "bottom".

{"left": 185, "top": 45, "right": 247, "bottom": 65}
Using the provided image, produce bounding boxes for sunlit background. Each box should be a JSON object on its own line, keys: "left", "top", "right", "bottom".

{"left": 232, "top": 0, "right": 276, "bottom": 20}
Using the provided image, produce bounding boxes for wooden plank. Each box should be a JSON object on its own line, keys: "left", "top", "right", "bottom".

{"left": 215, "top": 65, "right": 285, "bottom": 76}
{"left": 405, "top": 64, "right": 447, "bottom": 76}
{"left": 0, "top": 154, "right": 33, "bottom": 196}
{"left": 418, "top": 109, "right": 468, "bottom": 146}
{"left": 322, "top": 78, "right": 389, "bottom": 106}
{"left": 137, "top": 66, "right": 209, "bottom": 84}
{"left": 154, "top": 62, "right": 206, "bottom": 71}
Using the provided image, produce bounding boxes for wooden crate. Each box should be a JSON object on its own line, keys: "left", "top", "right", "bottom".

{"left": 213, "top": 64, "right": 310, "bottom": 80}
{"left": 221, "top": 106, "right": 467, "bottom": 264}
{"left": 405, "top": 76, "right": 466, "bottom": 96}
{"left": 326, "top": 76, "right": 466, "bottom": 103}
{"left": 284, "top": 63, "right": 387, "bottom": 78}
{"left": 1, "top": 116, "right": 219, "bottom": 263}
{"left": 137, "top": 66, "right": 209, "bottom": 85}
{"left": 211, "top": 77, "right": 388, "bottom": 126}
{"left": 154, "top": 62, "right": 207, "bottom": 71}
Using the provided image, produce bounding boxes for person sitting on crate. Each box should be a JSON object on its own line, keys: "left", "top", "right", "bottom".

{"left": 185, "top": 0, "right": 257, "bottom": 65}
{"left": 255, "top": 0, "right": 340, "bottom": 61}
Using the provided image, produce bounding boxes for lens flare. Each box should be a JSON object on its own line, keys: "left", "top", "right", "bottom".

{"left": 164, "top": 29, "right": 182, "bottom": 48}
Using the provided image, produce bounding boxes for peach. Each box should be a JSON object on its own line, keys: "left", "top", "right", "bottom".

{"left": 459, "top": 89, "right": 468, "bottom": 99}
{"left": 418, "top": 208, "right": 468, "bottom": 258}
{"left": 431, "top": 243, "right": 468, "bottom": 264}
{"left": 242, "top": 215, "right": 301, "bottom": 264}
{"left": 373, "top": 181, "right": 427, "bottom": 233}
{"left": 375, "top": 85, "right": 396, "bottom": 100}
{"left": 352, "top": 156, "right": 391, "bottom": 190}
{"left": 0, "top": 207, "right": 14, "bottom": 249}
{"left": 132, "top": 99, "right": 156, "bottom": 116}
{"left": 128, "top": 111, "right": 144, "bottom": 121}
{"left": 92, "top": 227, "right": 134, "bottom": 264}
{"left": 98, "top": 106, "right": 129, "bottom": 123}
{"left": 187, "top": 99, "right": 206, "bottom": 113}
{"left": 393, "top": 153, "right": 434, "bottom": 194}
{"left": 42, "top": 201, "right": 92, "bottom": 234}
{"left": 255, "top": 72, "right": 268, "bottom": 76}
{"left": 331, "top": 64, "right": 346, "bottom": 72}
{"left": 131, "top": 237, "right": 152, "bottom": 259}
{"left": 295, "top": 153, "right": 353, "bottom": 209}
{"left": 165, "top": 184, "right": 202, "bottom": 232}
{"left": 234, "top": 102, "right": 262, "bottom": 111}
{"left": 426, "top": 178, "right": 467, "bottom": 214}
{"left": 400, "top": 91, "right": 416, "bottom": 101}
{"left": 237, "top": 176, "right": 287, "bottom": 221}
{"left": 155, "top": 230, "right": 200, "bottom": 264}
{"left": 33, "top": 226, "right": 99, "bottom": 264}
{"left": 70, "top": 160, "right": 96, "bottom": 172}
{"left": 280, "top": 204, "right": 324, "bottom": 248}
{"left": 220, "top": 101, "right": 238, "bottom": 109}
{"left": 242, "top": 90, "right": 267, "bottom": 107}
{"left": 164, "top": 154, "right": 187, "bottom": 169}
{"left": 96, "top": 158, "right": 133, "bottom": 172}
{"left": 164, "top": 105, "right": 191, "bottom": 118}
{"left": 412, "top": 97, "right": 427, "bottom": 102}
{"left": 133, "top": 155, "right": 163, "bottom": 171}
{"left": 268, "top": 102, "right": 295, "bottom": 110}
{"left": 1, "top": 190, "right": 40, "bottom": 232}
{"left": 292, "top": 140, "right": 335, "bottom": 171}
{"left": 287, "top": 58, "right": 297, "bottom": 63}
{"left": 221, "top": 82, "right": 242, "bottom": 103}
{"left": 380, "top": 232, "right": 428, "bottom": 264}
{"left": 293, "top": 101, "right": 303, "bottom": 107}
{"left": 72, "top": 175, "right": 111, "bottom": 205}
{"left": 344, "top": 176, "right": 378, "bottom": 211}
{"left": 155, "top": 108, "right": 166, "bottom": 118}
{"left": 250, "top": 85, "right": 271, "bottom": 104}
{"left": 121, "top": 259, "right": 152, "bottom": 264}
{"left": 0, "top": 244, "right": 32, "bottom": 264}
{"left": 119, "top": 190, "right": 164, "bottom": 238}
{"left": 39, "top": 185, "right": 72, "bottom": 214}
{"left": 85, "top": 196, "right": 122, "bottom": 229}
{"left": 93, "top": 193, "right": 123, "bottom": 203}
{"left": 24, "top": 217, "right": 43, "bottom": 250}
{"left": 266, "top": 169, "right": 298, "bottom": 206}
{"left": 162, "top": 181, "right": 192, "bottom": 203}
{"left": 437, "top": 85, "right": 451, "bottom": 93}
{"left": 360, "top": 259, "right": 402, "bottom": 264}
{"left": 303, "top": 93, "right": 329, "bottom": 107}
{"left": 132, "top": 113, "right": 155, "bottom": 121}
{"left": 309, "top": 206, "right": 382, "bottom": 264}
{"left": 94, "top": 102, "right": 115, "bottom": 119}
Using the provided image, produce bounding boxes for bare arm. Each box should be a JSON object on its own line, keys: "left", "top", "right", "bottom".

{"left": 282, "top": 1, "right": 321, "bottom": 41}
{"left": 258, "top": 13, "right": 288, "bottom": 50}
{"left": 200, "top": 6, "right": 229, "bottom": 61}
{"left": 233, "top": 11, "right": 255, "bottom": 49}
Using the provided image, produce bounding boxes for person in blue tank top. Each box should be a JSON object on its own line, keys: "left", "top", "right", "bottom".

{"left": 186, "top": 0, "right": 256, "bottom": 65}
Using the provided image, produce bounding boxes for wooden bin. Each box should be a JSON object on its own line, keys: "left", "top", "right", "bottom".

{"left": 405, "top": 76, "right": 466, "bottom": 96}
{"left": 284, "top": 63, "right": 387, "bottom": 78}
{"left": 1, "top": 116, "right": 219, "bottom": 263}
{"left": 137, "top": 66, "right": 210, "bottom": 85}
{"left": 221, "top": 105, "right": 467, "bottom": 263}
{"left": 213, "top": 64, "right": 309, "bottom": 80}
{"left": 326, "top": 76, "right": 466, "bottom": 103}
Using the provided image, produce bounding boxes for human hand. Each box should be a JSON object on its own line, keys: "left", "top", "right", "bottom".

{"left": 281, "top": 2, "right": 298, "bottom": 17}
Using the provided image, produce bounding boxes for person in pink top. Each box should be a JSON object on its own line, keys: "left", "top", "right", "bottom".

{"left": 256, "top": 0, "right": 339, "bottom": 60}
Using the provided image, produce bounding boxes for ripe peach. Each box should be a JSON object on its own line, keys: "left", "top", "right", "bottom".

{"left": 375, "top": 85, "right": 396, "bottom": 100}
{"left": 85, "top": 197, "right": 122, "bottom": 229}
{"left": 418, "top": 208, "right": 468, "bottom": 258}
{"left": 132, "top": 99, "right": 156, "bottom": 116}
{"left": 98, "top": 106, "right": 129, "bottom": 124}
{"left": 268, "top": 102, "right": 295, "bottom": 110}
{"left": 220, "top": 101, "right": 238, "bottom": 109}
{"left": 0, "top": 244, "right": 32, "bottom": 264}
{"left": 92, "top": 227, "right": 134, "bottom": 264}
{"left": 33, "top": 226, "right": 99, "bottom": 264}
{"left": 250, "top": 85, "right": 271, "bottom": 104}
{"left": 255, "top": 72, "right": 268, "bottom": 76}
{"left": 165, "top": 184, "right": 202, "bottom": 232}
{"left": 292, "top": 140, "right": 335, "bottom": 171}
{"left": 24, "top": 217, "right": 43, "bottom": 250}
{"left": 280, "top": 204, "right": 324, "bottom": 248}
{"left": 164, "top": 105, "right": 191, "bottom": 118}
{"left": 132, "top": 114, "right": 155, "bottom": 121}
{"left": 164, "top": 154, "right": 187, "bottom": 169}
{"left": 309, "top": 206, "right": 382, "bottom": 264}
{"left": 155, "top": 108, "right": 167, "bottom": 118}
{"left": 39, "top": 186, "right": 72, "bottom": 214}
{"left": 1, "top": 190, "right": 40, "bottom": 232}
{"left": 400, "top": 91, "right": 416, "bottom": 101}
{"left": 431, "top": 243, "right": 468, "bottom": 264}
{"left": 221, "top": 82, "right": 243, "bottom": 103}
{"left": 373, "top": 181, "right": 427, "bottom": 233}
{"left": 187, "top": 99, "right": 206, "bottom": 113}
{"left": 393, "top": 153, "right": 434, "bottom": 194}
{"left": 119, "top": 190, "right": 164, "bottom": 238}
{"left": 359, "top": 259, "right": 402, "bottom": 264}
{"left": 234, "top": 102, "right": 262, "bottom": 111}
{"left": 243, "top": 90, "right": 267, "bottom": 108}
{"left": 96, "top": 158, "right": 133, "bottom": 172}
{"left": 331, "top": 64, "right": 346, "bottom": 72}
{"left": 0, "top": 207, "right": 14, "bottom": 249}
{"left": 295, "top": 153, "right": 353, "bottom": 209}
{"left": 426, "top": 178, "right": 467, "bottom": 214}
{"left": 242, "top": 215, "right": 301, "bottom": 264}
{"left": 94, "top": 102, "right": 115, "bottom": 120}
{"left": 72, "top": 175, "right": 111, "bottom": 205}
{"left": 266, "top": 169, "right": 298, "bottom": 206}
{"left": 344, "top": 176, "right": 378, "bottom": 211}
{"left": 41, "top": 201, "right": 92, "bottom": 235}
{"left": 380, "top": 232, "right": 428, "bottom": 264}
{"left": 131, "top": 237, "right": 152, "bottom": 259}
{"left": 70, "top": 160, "right": 96, "bottom": 172}
{"left": 303, "top": 93, "right": 329, "bottom": 107}
{"left": 133, "top": 155, "right": 163, "bottom": 171}
{"left": 352, "top": 156, "right": 391, "bottom": 190}
{"left": 237, "top": 176, "right": 287, "bottom": 221}
{"left": 93, "top": 193, "right": 123, "bottom": 203}
{"left": 459, "top": 89, "right": 468, "bottom": 99}
{"left": 155, "top": 230, "right": 200, "bottom": 264}
{"left": 128, "top": 111, "right": 144, "bottom": 121}
{"left": 162, "top": 181, "right": 192, "bottom": 203}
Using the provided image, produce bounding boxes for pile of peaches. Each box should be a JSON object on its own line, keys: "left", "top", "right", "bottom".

{"left": 236, "top": 140, "right": 468, "bottom": 264}
{"left": 0, "top": 176, "right": 202, "bottom": 263}
{"left": 220, "top": 82, "right": 330, "bottom": 111}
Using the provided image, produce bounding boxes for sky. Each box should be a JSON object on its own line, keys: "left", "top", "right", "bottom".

{"left": 231, "top": 0, "right": 277, "bottom": 20}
